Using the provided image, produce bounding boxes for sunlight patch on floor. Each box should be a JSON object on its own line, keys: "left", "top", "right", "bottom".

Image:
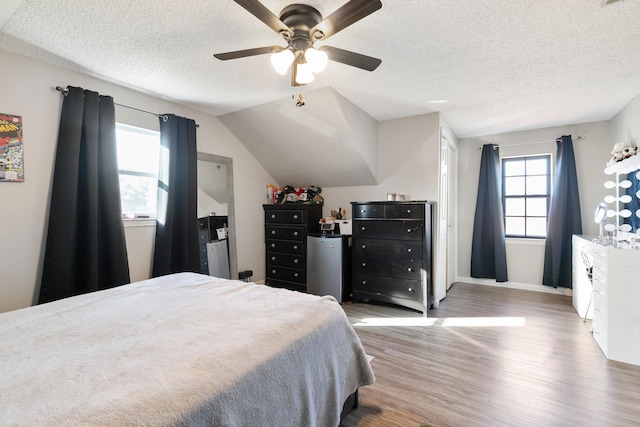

{"left": 353, "top": 316, "right": 526, "bottom": 327}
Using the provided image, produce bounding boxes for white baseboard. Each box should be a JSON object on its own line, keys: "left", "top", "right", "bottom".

{"left": 456, "top": 276, "right": 572, "bottom": 296}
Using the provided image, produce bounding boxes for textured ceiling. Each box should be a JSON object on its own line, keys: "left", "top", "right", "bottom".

{"left": 1, "top": 0, "right": 640, "bottom": 138}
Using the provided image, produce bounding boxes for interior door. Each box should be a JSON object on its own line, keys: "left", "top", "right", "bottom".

{"left": 435, "top": 128, "right": 458, "bottom": 306}
{"left": 445, "top": 131, "right": 458, "bottom": 291}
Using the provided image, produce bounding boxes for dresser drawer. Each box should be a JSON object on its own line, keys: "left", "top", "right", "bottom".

{"left": 267, "top": 252, "right": 303, "bottom": 268}
{"left": 353, "top": 220, "right": 423, "bottom": 241}
{"left": 592, "top": 309, "right": 608, "bottom": 355}
{"left": 265, "top": 225, "right": 305, "bottom": 241}
{"left": 354, "top": 254, "right": 422, "bottom": 280}
{"left": 593, "top": 291, "right": 608, "bottom": 313}
{"left": 353, "top": 273, "right": 422, "bottom": 301}
{"left": 385, "top": 204, "right": 423, "bottom": 220}
{"left": 591, "top": 275, "right": 607, "bottom": 294}
{"left": 265, "top": 209, "right": 304, "bottom": 224}
{"left": 356, "top": 238, "right": 423, "bottom": 260}
{"left": 266, "top": 265, "right": 305, "bottom": 284}
{"left": 353, "top": 204, "right": 385, "bottom": 219}
{"left": 266, "top": 239, "right": 304, "bottom": 254}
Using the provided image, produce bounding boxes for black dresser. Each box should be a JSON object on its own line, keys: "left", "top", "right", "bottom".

{"left": 351, "top": 201, "right": 434, "bottom": 314}
{"left": 263, "top": 204, "right": 322, "bottom": 292}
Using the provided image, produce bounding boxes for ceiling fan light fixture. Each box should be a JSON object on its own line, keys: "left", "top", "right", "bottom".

{"left": 304, "top": 47, "right": 328, "bottom": 73}
{"left": 295, "top": 62, "right": 315, "bottom": 85}
{"left": 270, "top": 49, "right": 294, "bottom": 75}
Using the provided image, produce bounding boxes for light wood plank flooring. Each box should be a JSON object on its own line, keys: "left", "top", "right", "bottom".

{"left": 340, "top": 282, "right": 640, "bottom": 427}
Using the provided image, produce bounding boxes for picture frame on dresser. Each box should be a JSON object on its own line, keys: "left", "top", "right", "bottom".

{"left": 351, "top": 201, "right": 434, "bottom": 315}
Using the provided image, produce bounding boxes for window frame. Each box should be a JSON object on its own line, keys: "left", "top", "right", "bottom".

{"left": 501, "top": 154, "right": 552, "bottom": 239}
{"left": 115, "top": 123, "right": 160, "bottom": 220}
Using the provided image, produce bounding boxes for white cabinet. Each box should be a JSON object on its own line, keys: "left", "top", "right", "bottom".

{"left": 572, "top": 235, "right": 640, "bottom": 366}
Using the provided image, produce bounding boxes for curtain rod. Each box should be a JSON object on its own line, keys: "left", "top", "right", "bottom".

{"left": 479, "top": 135, "right": 585, "bottom": 149}
{"left": 55, "top": 86, "right": 199, "bottom": 127}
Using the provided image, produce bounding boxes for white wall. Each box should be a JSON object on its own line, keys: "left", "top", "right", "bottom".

{"left": 457, "top": 120, "right": 613, "bottom": 292}
{"left": 321, "top": 112, "right": 442, "bottom": 210}
{"left": 0, "top": 49, "right": 274, "bottom": 313}
{"left": 610, "top": 93, "right": 640, "bottom": 147}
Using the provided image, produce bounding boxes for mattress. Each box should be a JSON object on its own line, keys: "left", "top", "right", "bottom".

{"left": 0, "top": 272, "right": 375, "bottom": 426}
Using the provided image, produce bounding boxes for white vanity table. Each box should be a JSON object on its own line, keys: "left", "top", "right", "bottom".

{"left": 572, "top": 235, "right": 640, "bottom": 366}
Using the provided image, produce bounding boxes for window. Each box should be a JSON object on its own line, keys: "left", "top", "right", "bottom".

{"left": 502, "top": 155, "right": 551, "bottom": 238}
{"left": 116, "top": 124, "right": 160, "bottom": 219}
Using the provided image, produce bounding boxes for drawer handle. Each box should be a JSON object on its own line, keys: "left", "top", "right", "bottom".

{"left": 272, "top": 269, "right": 277, "bottom": 274}
{"left": 362, "top": 262, "right": 367, "bottom": 267}
{"left": 407, "top": 209, "right": 411, "bottom": 214}
{"left": 271, "top": 243, "right": 276, "bottom": 248}
{"left": 293, "top": 231, "right": 299, "bottom": 236}
{"left": 271, "top": 230, "right": 276, "bottom": 235}
{"left": 362, "top": 280, "right": 367, "bottom": 285}
{"left": 294, "top": 273, "right": 299, "bottom": 278}
{"left": 407, "top": 228, "right": 412, "bottom": 233}
{"left": 407, "top": 267, "right": 413, "bottom": 272}
{"left": 294, "top": 259, "right": 299, "bottom": 264}
{"left": 293, "top": 245, "right": 298, "bottom": 250}
{"left": 271, "top": 256, "right": 276, "bottom": 261}
{"left": 293, "top": 214, "right": 299, "bottom": 219}
{"left": 360, "top": 209, "right": 366, "bottom": 213}
{"left": 362, "top": 244, "right": 366, "bottom": 249}
{"left": 407, "top": 248, "right": 412, "bottom": 253}
{"left": 408, "top": 287, "right": 414, "bottom": 292}
{"left": 361, "top": 226, "right": 366, "bottom": 231}
{"left": 271, "top": 214, "right": 276, "bottom": 219}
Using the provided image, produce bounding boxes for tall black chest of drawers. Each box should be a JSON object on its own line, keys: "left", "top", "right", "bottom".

{"left": 351, "top": 201, "right": 434, "bottom": 314}
{"left": 263, "top": 204, "right": 323, "bottom": 292}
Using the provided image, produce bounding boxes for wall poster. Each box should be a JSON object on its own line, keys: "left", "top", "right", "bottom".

{"left": 0, "top": 113, "right": 24, "bottom": 182}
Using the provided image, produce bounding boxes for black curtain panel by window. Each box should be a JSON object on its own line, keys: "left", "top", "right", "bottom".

{"left": 471, "top": 144, "right": 508, "bottom": 282}
{"left": 543, "top": 135, "right": 582, "bottom": 288}
{"left": 152, "top": 114, "right": 200, "bottom": 277}
{"left": 39, "top": 86, "right": 130, "bottom": 304}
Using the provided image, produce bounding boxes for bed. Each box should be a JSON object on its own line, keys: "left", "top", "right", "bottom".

{"left": 0, "top": 272, "right": 374, "bottom": 426}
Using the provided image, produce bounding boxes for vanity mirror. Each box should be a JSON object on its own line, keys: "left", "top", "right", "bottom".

{"left": 197, "top": 152, "right": 237, "bottom": 279}
{"left": 593, "top": 202, "right": 608, "bottom": 243}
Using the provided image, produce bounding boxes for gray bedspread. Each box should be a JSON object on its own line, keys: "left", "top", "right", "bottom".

{"left": 0, "top": 273, "right": 375, "bottom": 426}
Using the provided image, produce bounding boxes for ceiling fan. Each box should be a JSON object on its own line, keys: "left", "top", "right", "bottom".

{"left": 214, "top": 0, "right": 382, "bottom": 86}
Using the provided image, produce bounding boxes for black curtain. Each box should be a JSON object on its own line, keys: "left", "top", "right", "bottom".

{"left": 543, "top": 135, "right": 582, "bottom": 288}
{"left": 39, "top": 86, "right": 130, "bottom": 304}
{"left": 152, "top": 114, "right": 200, "bottom": 277}
{"left": 471, "top": 144, "right": 508, "bottom": 282}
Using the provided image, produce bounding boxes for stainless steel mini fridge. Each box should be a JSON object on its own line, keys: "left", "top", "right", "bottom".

{"left": 307, "top": 234, "right": 352, "bottom": 303}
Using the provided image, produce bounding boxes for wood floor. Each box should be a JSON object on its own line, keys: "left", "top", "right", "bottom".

{"left": 339, "top": 282, "right": 640, "bottom": 427}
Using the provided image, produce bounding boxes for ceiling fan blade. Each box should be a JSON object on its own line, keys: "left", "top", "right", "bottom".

{"left": 310, "top": 0, "right": 382, "bottom": 40}
{"left": 320, "top": 46, "right": 381, "bottom": 71}
{"left": 233, "top": 0, "right": 292, "bottom": 38}
{"left": 214, "top": 46, "right": 281, "bottom": 60}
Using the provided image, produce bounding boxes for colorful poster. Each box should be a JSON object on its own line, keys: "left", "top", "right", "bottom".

{"left": 0, "top": 113, "right": 24, "bottom": 182}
